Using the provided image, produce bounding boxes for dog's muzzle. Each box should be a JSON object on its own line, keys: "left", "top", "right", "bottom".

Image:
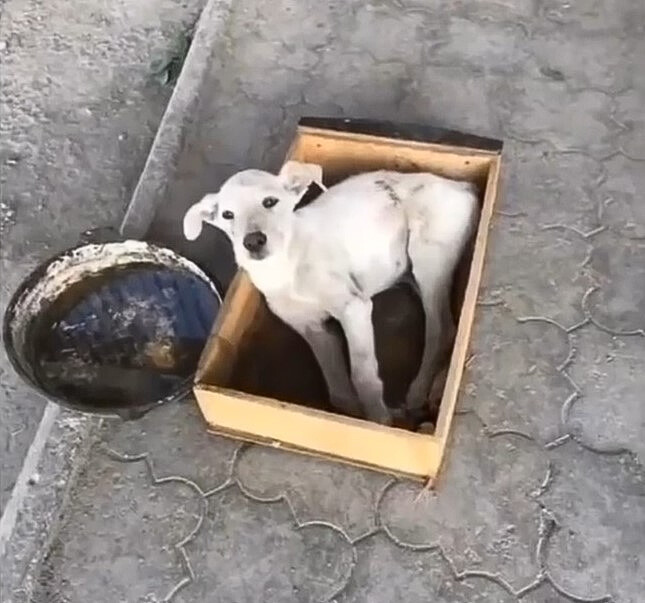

{"left": 243, "top": 231, "right": 267, "bottom": 255}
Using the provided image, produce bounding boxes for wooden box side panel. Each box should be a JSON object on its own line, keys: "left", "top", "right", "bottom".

{"left": 290, "top": 128, "right": 493, "bottom": 186}
{"left": 194, "top": 385, "right": 442, "bottom": 478}
{"left": 434, "top": 156, "right": 501, "bottom": 444}
{"left": 196, "top": 271, "right": 261, "bottom": 385}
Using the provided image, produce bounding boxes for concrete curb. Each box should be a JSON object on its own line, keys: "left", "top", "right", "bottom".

{"left": 0, "top": 408, "right": 97, "bottom": 603}
{"left": 0, "top": 403, "right": 61, "bottom": 561}
{"left": 0, "top": 0, "right": 234, "bottom": 598}
{"left": 121, "top": 0, "right": 235, "bottom": 239}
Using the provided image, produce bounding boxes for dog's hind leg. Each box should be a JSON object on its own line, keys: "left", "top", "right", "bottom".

{"left": 404, "top": 181, "right": 476, "bottom": 415}
{"left": 338, "top": 298, "right": 392, "bottom": 425}
{"left": 405, "top": 244, "right": 456, "bottom": 414}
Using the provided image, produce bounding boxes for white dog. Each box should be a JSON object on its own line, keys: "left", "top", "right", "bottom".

{"left": 183, "top": 161, "right": 478, "bottom": 425}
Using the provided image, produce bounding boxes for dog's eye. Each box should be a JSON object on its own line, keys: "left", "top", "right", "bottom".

{"left": 222, "top": 210, "right": 234, "bottom": 220}
{"left": 262, "top": 196, "right": 279, "bottom": 209}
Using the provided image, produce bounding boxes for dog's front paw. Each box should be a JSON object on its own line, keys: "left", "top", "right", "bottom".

{"left": 362, "top": 400, "right": 393, "bottom": 426}
{"left": 329, "top": 393, "right": 363, "bottom": 418}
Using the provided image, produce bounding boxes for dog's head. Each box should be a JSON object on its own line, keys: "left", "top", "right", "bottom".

{"left": 183, "top": 161, "right": 323, "bottom": 264}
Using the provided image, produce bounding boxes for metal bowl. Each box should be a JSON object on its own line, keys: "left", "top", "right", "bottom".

{"left": 3, "top": 235, "right": 222, "bottom": 419}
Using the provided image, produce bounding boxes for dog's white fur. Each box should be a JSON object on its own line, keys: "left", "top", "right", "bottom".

{"left": 184, "top": 161, "right": 478, "bottom": 424}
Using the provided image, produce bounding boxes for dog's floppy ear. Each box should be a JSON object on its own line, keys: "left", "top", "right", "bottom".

{"left": 278, "top": 161, "right": 324, "bottom": 195}
{"left": 183, "top": 193, "right": 219, "bottom": 241}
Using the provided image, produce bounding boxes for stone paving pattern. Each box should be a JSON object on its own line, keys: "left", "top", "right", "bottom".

{"left": 29, "top": 0, "right": 645, "bottom": 601}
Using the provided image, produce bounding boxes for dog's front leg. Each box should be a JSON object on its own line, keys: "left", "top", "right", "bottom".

{"left": 295, "top": 322, "right": 363, "bottom": 418}
{"left": 338, "top": 298, "right": 392, "bottom": 425}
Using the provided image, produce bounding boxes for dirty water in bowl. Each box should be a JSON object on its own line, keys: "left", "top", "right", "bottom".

{"left": 29, "top": 263, "right": 219, "bottom": 410}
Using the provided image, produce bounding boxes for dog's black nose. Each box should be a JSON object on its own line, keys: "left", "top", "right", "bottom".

{"left": 243, "top": 231, "right": 267, "bottom": 252}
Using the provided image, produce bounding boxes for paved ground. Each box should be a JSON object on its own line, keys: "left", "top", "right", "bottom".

{"left": 0, "top": 0, "right": 206, "bottom": 514}
{"left": 4, "top": 0, "right": 645, "bottom": 601}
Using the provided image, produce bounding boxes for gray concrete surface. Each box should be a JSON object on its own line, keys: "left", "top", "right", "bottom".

{"left": 3, "top": 0, "right": 645, "bottom": 601}
{"left": 0, "top": 0, "right": 205, "bottom": 596}
{"left": 0, "top": 0, "right": 206, "bottom": 512}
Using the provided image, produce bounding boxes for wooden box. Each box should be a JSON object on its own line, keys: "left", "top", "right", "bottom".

{"left": 193, "top": 117, "right": 503, "bottom": 481}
